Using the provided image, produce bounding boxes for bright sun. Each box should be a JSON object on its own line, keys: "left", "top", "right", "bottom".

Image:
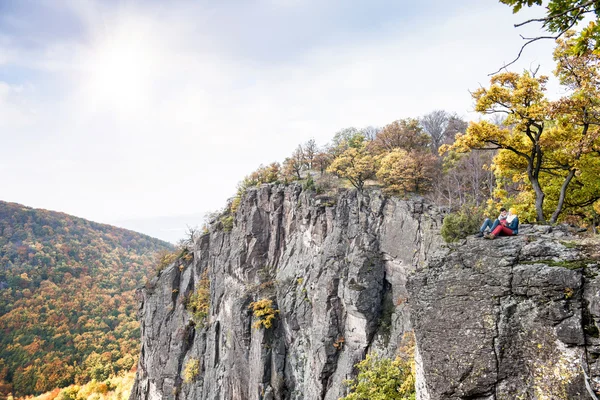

{"left": 82, "top": 20, "right": 159, "bottom": 113}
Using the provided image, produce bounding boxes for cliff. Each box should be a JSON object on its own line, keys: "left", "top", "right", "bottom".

{"left": 130, "top": 184, "right": 443, "bottom": 400}
{"left": 130, "top": 184, "right": 600, "bottom": 399}
{"left": 408, "top": 226, "right": 600, "bottom": 399}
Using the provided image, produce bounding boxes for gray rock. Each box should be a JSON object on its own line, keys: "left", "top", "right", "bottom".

{"left": 408, "top": 231, "right": 597, "bottom": 399}
{"left": 130, "top": 183, "right": 600, "bottom": 400}
{"left": 130, "top": 185, "right": 443, "bottom": 400}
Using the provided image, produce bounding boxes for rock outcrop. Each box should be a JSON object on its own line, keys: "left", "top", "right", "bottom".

{"left": 408, "top": 226, "right": 600, "bottom": 399}
{"left": 130, "top": 183, "right": 600, "bottom": 400}
{"left": 130, "top": 184, "right": 443, "bottom": 400}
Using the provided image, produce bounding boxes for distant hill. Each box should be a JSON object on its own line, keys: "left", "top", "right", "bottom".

{"left": 0, "top": 201, "right": 173, "bottom": 398}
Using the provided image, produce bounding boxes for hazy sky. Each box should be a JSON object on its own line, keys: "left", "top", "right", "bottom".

{"left": 0, "top": 0, "right": 559, "bottom": 242}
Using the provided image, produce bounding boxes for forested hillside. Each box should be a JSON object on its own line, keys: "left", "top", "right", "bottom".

{"left": 0, "top": 201, "right": 173, "bottom": 398}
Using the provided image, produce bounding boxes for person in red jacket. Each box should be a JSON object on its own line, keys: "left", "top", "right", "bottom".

{"left": 485, "top": 208, "right": 519, "bottom": 239}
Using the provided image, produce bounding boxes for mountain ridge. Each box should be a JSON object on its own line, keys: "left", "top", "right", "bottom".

{"left": 0, "top": 200, "right": 173, "bottom": 398}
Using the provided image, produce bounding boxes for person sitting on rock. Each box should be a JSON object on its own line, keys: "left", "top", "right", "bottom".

{"left": 485, "top": 208, "right": 519, "bottom": 239}
{"left": 476, "top": 208, "right": 507, "bottom": 237}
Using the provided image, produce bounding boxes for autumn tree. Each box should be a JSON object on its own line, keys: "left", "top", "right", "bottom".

{"left": 248, "top": 162, "right": 281, "bottom": 184}
{"left": 544, "top": 33, "right": 600, "bottom": 220}
{"left": 377, "top": 149, "right": 438, "bottom": 194}
{"left": 327, "top": 143, "right": 377, "bottom": 191}
{"left": 441, "top": 71, "right": 551, "bottom": 221}
{"left": 313, "top": 152, "right": 333, "bottom": 175}
{"left": 370, "top": 118, "right": 431, "bottom": 154}
{"left": 443, "top": 34, "right": 600, "bottom": 223}
{"left": 282, "top": 146, "right": 305, "bottom": 180}
{"left": 342, "top": 333, "right": 415, "bottom": 400}
{"left": 303, "top": 139, "right": 318, "bottom": 170}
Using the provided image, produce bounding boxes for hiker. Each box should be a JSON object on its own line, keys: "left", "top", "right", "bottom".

{"left": 476, "top": 208, "right": 507, "bottom": 237}
{"left": 485, "top": 208, "right": 519, "bottom": 239}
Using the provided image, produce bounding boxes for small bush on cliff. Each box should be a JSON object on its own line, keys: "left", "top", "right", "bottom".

{"left": 183, "top": 358, "right": 200, "bottom": 383}
{"left": 155, "top": 249, "right": 179, "bottom": 273}
{"left": 441, "top": 206, "right": 484, "bottom": 242}
{"left": 220, "top": 215, "right": 234, "bottom": 232}
{"left": 249, "top": 299, "right": 279, "bottom": 329}
{"left": 186, "top": 269, "right": 210, "bottom": 326}
{"left": 342, "top": 333, "right": 415, "bottom": 400}
{"left": 341, "top": 355, "right": 415, "bottom": 400}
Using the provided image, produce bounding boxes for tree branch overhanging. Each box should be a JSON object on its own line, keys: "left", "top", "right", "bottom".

{"left": 489, "top": 5, "right": 587, "bottom": 75}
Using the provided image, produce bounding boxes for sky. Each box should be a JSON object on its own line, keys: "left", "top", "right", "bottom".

{"left": 0, "top": 0, "right": 561, "bottom": 243}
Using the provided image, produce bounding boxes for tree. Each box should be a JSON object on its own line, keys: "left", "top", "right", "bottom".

{"left": 360, "top": 126, "right": 381, "bottom": 141}
{"left": 327, "top": 145, "right": 378, "bottom": 191}
{"left": 441, "top": 70, "right": 551, "bottom": 222}
{"left": 377, "top": 150, "right": 438, "bottom": 195}
{"left": 370, "top": 119, "right": 431, "bottom": 154}
{"left": 543, "top": 32, "right": 600, "bottom": 221}
{"left": 313, "top": 152, "right": 333, "bottom": 175}
{"left": 303, "top": 139, "right": 318, "bottom": 170}
{"left": 282, "top": 146, "right": 305, "bottom": 180}
{"left": 442, "top": 36, "right": 600, "bottom": 223}
{"left": 248, "top": 162, "right": 281, "bottom": 185}
{"left": 433, "top": 151, "right": 496, "bottom": 208}
{"left": 420, "top": 110, "right": 450, "bottom": 152}
{"left": 329, "top": 128, "right": 366, "bottom": 156}
{"left": 443, "top": 114, "right": 469, "bottom": 143}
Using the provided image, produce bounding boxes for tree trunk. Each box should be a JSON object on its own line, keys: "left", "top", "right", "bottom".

{"left": 550, "top": 169, "right": 576, "bottom": 223}
{"left": 528, "top": 170, "right": 546, "bottom": 223}
{"left": 529, "top": 143, "right": 546, "bottom": 223}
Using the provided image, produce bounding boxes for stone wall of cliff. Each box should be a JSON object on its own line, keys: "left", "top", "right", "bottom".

{"left": 130, "top": 183, "right": 600, "bottom": 400}
{"left": 130, "top": 184, "right": 443, "bottom": 400}
{"left": 408, "top": 226, "right": 600, "bottom": 399}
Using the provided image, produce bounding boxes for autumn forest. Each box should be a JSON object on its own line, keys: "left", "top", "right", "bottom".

{"left": 0, "top": 202, "right": 172, "bottom": 398}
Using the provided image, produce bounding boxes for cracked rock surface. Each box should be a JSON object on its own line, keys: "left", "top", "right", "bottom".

{"left": 408, "top": 225, "right": 600, "bottom": 400}
{"left": 130, "top": 184, "right": 443, "bottom": 400}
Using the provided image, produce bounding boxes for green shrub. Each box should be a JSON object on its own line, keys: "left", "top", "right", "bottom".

{"left": 342, "top": 354, "right": 415, "bottom": 400}
{"left": 220, "top": 215, "right": 234, "bottom": 232}
{"left": 441, "top": 206, "right": 484, "bottom": 243}
{"left": 303, "top": 173, "right": 316, "bottom": 191}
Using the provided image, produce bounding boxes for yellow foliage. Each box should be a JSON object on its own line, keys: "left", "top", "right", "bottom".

{"left": 341, "top": 333, "right": 415, "bottom": 400}
{"left": 442, "top": 62, "right": 600, "bottom": 223}
{"left": 376, "top": 149, "right": 437, "bottom": 195}
{"left": 186, "top": 269, "right": 210, "bottom": 326}
{"left": 183, "top": 358, "right": 200, "bottom": 384}
{"left": 30, "top": 372, "right": 136, "bottom": 400}
{"left": 155, "top": 250, "right": 179, "bottom": 273}
{"left": 327, "top": 145, "right": 377, "bottom": 191}
{"left": 249, "top": 299, "right": 279, "bottom": 329}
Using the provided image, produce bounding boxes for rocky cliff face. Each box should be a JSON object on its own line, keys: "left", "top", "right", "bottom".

{"left": 130, "top": 184, "right": 600, "bottom": 400}
{"left": 408, "top": 226, "right": 600, "bottom": 399}
{"left": 130, "top": 184, "right": 443, "bottom": 400}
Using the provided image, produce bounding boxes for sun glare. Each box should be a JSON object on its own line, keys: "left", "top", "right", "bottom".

{"left": 82, "top": 20, "right": 160, "bottom": 113}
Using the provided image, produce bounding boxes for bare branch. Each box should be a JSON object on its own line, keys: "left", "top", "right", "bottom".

{"left": 488, "top": 36, "right": 558, "bottom": 75}
{"left": 489, "top": 5, "right": 585, "bottom": 75}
